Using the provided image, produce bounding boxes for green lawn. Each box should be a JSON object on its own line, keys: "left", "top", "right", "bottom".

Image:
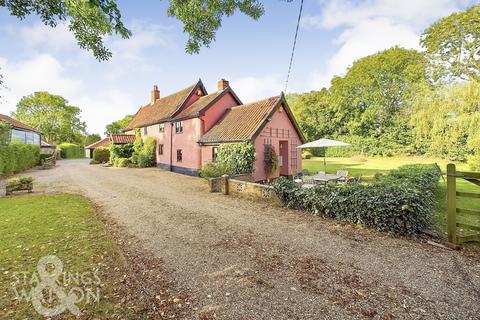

{"left": 0, "top": 194, "right": 141, "bottom": 319}
{"left": 303, "top": 156, "right": 480, "bottom": 238}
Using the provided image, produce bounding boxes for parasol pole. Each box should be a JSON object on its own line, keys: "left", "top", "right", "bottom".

{"left": 323, "top": 147, "right": 327, "bottom": 173}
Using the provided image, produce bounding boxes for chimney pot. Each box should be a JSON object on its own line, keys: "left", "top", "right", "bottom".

{"left": 217, "top": 79, "right": 229, "bottom": 91}
{"left": 151, "top": 85, "right": 160, "bottom": 104}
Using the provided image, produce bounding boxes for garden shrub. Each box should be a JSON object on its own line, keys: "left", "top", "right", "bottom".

{"left": 200, "top": 162, "right": 232, "bottom": 178}
{"left": 93, "top": 147, "right": 110, "bottom": 163}
{"left": 114, "top": 157, "right": 131, "bottom": 168}
{"left": 110, "top": 143, "right": 134, "bottom": 164}
{"left": 216, "top": 142, "right": 256, "bottom": 175}
{"left": 272, "top": 164, "right": 441, "bottom": 237}
{"left": 130, "top": 137, "right": 156, "bottom": 168}
{"left": 302, "top": 150, "right": 312, "bottom": 159}
{"left": 264, "top": 144, "right": 278, "bottom": 177}
{"left": 58, "top": 143, "right": 84, "bottom": 159}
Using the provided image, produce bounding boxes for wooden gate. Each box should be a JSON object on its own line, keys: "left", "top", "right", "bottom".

{"left": 446, "top": 164, "right": 480, "bottom": 244}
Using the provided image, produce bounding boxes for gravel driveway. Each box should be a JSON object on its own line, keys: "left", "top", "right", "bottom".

{"left": 18, "top": 159, "right": 480, "bottom": 319}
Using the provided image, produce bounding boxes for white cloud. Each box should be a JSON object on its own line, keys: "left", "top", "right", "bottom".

{"left": 303, "top": 0, "right": 472, "bottom": 89}
{"left": 0, "top": 54, "right": 82, "bottom": 108}
{"left": 0, "top": 54, "right": 135, "bottom": 136}
{"left": 230, "top": 75, "right": 284, "bottom": 103}
{"left": 19, "top": 22, "right": 77, "bottom": 52}
{"left": 0, "top": 19, "right": 174, "bottom": 135}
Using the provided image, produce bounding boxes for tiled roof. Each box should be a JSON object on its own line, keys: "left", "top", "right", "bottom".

{"left": 125, "top": 83, "right": 198, "bottom": 130}
{"left": 0, "top": 114, "right": 41, "bottom": 133}
{"left": 85, "top": 138, "right": 110, "bottom": 149}
{"left": 173, "top": 90, "right": 224, "bottom": 120}
{"left": 111, "top": 134, "right": 136, "bottom": 144}
{"left": 199, "top": 95, "right": 281, "bottom": 143}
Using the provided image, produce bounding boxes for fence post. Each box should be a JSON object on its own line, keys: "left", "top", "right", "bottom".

{"left": 447, "top": 163, "right": 457, "bottom": 243}
{"left": 221, "top": 175, "right": 229, "bottom": 195}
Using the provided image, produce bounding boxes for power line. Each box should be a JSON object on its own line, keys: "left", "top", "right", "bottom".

{"left": 284, "top": 0, "right": 304, "bottom": 93}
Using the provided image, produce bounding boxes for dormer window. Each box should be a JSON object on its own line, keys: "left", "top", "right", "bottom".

{"left": 175, "top": 121, "right": 183, "bottom": 134}
{"left": 159, "top": 123, "right": 164, "bottom": 132}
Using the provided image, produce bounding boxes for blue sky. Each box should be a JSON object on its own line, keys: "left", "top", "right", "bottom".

{"left": 0, "top": 0, "right": 476, "bottom": 136}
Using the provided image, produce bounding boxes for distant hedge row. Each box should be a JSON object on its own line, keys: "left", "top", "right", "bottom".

{"left": 58, "top": 143, "right": 84, "bottom": 159}
{"left": 0, "top": 143, "right": 40, "bottom": 176}
{"left": 272, "top": 164, "right": 441, "bottom": 237}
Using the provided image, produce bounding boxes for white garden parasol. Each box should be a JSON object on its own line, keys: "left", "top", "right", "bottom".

{"left": 297, "top": 138, "right": 351, "bottom": 172}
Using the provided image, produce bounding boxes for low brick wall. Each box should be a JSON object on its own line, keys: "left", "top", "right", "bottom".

{"left": 208, "top": 175, "right": 279, "bottom": 203}
{"left": 230, "top": 174, "right": 254, "bottom": 182}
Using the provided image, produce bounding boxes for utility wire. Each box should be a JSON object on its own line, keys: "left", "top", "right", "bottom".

{"left": 284, "top": 0, "right": 304, "bottom": 93}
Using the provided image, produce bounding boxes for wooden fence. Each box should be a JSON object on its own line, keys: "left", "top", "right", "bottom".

{"left": 41, "top": 155, "right": 56, "bottom": 169}
{"left": 446, "top": 163, "right": 480, "bottom": 244}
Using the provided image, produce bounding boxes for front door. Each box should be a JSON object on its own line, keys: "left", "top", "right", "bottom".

{"left": 279, "top": 141, "right": 289, "bottom": 176}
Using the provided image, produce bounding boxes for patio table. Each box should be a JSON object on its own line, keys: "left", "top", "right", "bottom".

{"left": 313, "top": 174, "right": 341, "bottom": 184}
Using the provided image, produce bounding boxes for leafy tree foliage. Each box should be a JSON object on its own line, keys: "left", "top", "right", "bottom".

{"left": 289, "top": 47, "right": 428, "bottom": 156}
{"left": 84, "top": 133, "right": 101, "bottom": 146}
{"left": 167, "top": 0, "right": 264, "bottom": 53}
{"left": 421, "top": 4, "right": 480, "bottom": 82}
{"left": 288, "top": 89, "right": 337, "bottom": 142}
{"left": 105, "top": 115, "right": 134, "bottom": 135}
{"left": 12, "top": 92, "right": 86, "bottom": 144}
{"left": 411, "top": 81, "right": 480, "bottom": 161}
{"left": 0, "top": 0, "right": 266, "bottom": 58}
{"left": 330, "top": 47, "right": 429, "bottom": 137}
{"left": 0, "top": 0, "right": 131, "bottom": 61}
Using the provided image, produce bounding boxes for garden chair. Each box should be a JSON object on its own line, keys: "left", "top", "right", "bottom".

{"left": 336, "top": 170, "right": 348, "bottom": 181}
{"left": 301, "top": 174, "right": 315, "bottom": 188}
{"left": 293, "top": 173, "right": 303, "bottom": 184}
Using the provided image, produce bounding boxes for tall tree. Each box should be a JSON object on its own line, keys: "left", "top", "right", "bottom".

{"left": 105, "top": 114, "right": 134, "bottom": 135}
{"left": 12, "top": 92, "right": 86, "bottom": 144}
{"left": 0, "top": 0, "right": 265, "bottom": 58}
{"left": 411, "top": 81, "right": 480, "bottom": 160}
{"left": 329, "top": 47, "right": 430, "bottom": 137}
{"left": 288, "top": 89, "right": 338, "bottom": 141}
{"left": 84, "top": 133, "right": 102, "bottom": 146}
{"left": 421, "top": 4, "right": 480, "bottom": 82}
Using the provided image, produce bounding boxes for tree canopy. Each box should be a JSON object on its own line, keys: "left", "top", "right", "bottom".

{"left": 421, "top": 4, "right": 480, "bottom": 82}
{"left": 84, "top": 133, "right": 102, "bottom": 146}
{"left": 105, "top": 114, "right": 134, "bottom": 135}
{"left": 0, "top": 0, "right": 266, "bottom": 58}
{"left": 12, "top": 92, "right": 86, "bottom": 144}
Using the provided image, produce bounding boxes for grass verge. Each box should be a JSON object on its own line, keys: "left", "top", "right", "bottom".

{"left": 0, "top": 193, "right": 192, "bottom": 319}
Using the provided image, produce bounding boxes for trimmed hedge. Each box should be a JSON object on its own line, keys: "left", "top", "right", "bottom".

{"left": 93, "top": 147, "right": 110, "bottom": 163}
{"left": 272, "top": 164, "right": 441, "bottom": 236}
{"left": 58, "top": 143, "right": 84, "bottom": 159}
{"left": 0, "top": 143, "right": 40, "bottom": 176}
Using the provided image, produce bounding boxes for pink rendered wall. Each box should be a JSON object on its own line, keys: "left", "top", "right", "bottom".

{"left": 201, "top": 145, "right": 216, "bottom": 165}
{"left": 140, "top": 118, "right": 203, "bottom": 170}
{"left": 171, "top": 118, "right": 203, "bottom": 170}
{"left": 252, "top": 104, "right": 303, "bottom": 182}
{"left": 139, "top": 122, "right": 170, "bottom": 165}
{"left": 201, "top": 92, "right": 240, "bottom": 133}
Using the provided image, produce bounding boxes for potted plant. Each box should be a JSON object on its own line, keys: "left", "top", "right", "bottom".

{"left": 6, "top": 177, "right": 34, "bottom": 195}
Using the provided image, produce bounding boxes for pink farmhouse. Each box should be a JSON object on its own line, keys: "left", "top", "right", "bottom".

{"left": 124, "top": 79, "right": 304, "bottom": 182}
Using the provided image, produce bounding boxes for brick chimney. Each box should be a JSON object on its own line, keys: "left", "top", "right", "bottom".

{"left": 151, "top": 85, "right": 160, "bottom": 104}
{"left": 217, "top": 79, "right": 229, "bottom": 91}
